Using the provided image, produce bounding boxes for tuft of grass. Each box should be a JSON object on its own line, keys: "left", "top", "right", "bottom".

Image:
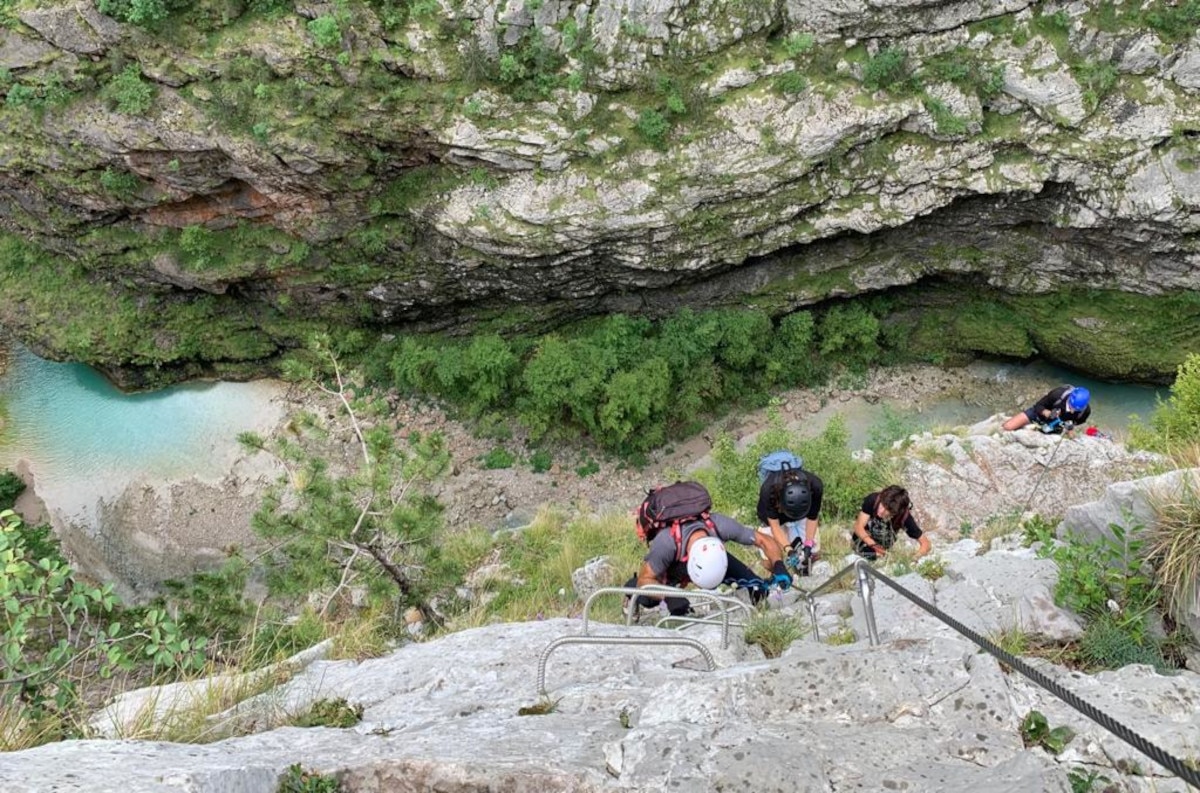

{"left": 1146, "top": 483, "right": 1200, "bottom": 624}
{"left": 517, "top": 696, "right": 561, "bottom": 715}
{"left": 825, "top": 625, "right": 857, "bottom": 645}
{"left": 445, "top": 507, "right": 644, "bottom": 629}
{"left": 743, "top": 612, "right": 808, "bottom": 658}
{"left": 917, "top": 556, "right": 946, "bottom": 581}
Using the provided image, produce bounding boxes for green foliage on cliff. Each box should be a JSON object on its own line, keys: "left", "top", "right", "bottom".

{"left": 101, "top": 64, "right": 157, "bottom": 114}
{"left": 880, "top": 281, "right": 1200, "bottom": 380}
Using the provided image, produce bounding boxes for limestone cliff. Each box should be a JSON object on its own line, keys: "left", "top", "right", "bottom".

{"left": 1, "top": 0, "right": 1198, "bottom": 383}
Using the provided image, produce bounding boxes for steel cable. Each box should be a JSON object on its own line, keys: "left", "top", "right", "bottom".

{"left": 861, "top": 565, "right": 1200, "bottom": 789}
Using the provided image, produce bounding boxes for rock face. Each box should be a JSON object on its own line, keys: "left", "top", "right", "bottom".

{"left": 3, "top": 538, "right": 1199, "bottom": 792}
{"left": 899, "top": 416, "right": 1163, "bottom": 535}
{"left": 0, "top": 1, "right": 1199, "bottom": 380}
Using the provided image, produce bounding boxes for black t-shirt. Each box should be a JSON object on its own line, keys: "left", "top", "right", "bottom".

{"left": 853, "top": 492, "right": 922, "bottom": 552}
{"left": 1032, "top": 386, "right": 1091, "bottom": 426}
{"left": 756, "top": 470, "right": 824, "bottom": 524}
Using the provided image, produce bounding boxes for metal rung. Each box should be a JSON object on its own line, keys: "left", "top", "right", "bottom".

{"left": 537, "top": 634, "right": 715, "bottom": 695}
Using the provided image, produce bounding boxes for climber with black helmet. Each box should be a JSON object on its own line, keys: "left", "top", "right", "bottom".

{"left": 851, "top": 485, "right": 930, "bottom": 561}
{"left": 757, "top": 466, "right": 824, "bottom": 576}
{"left": 1002, "top": 385, "right": 1092, "bottom": 434}
{"left": 627, "top": 510, "right": 789, "bottom": 616}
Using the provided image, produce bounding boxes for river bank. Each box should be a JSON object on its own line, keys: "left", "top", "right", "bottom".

{"left": 1, "top": 351, "right": 1168, "bottom": 598}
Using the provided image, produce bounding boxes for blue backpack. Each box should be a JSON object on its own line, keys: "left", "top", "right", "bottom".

{"left": 757, "top": 450, "right": 803, "bottom": 484}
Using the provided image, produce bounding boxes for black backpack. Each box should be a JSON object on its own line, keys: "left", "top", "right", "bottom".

{"left": 636, "top": 481, "right": 716, "bottom": 559}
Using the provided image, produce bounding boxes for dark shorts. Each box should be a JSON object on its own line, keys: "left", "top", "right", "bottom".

{"left": 1022, "top": 406, "right": 1041, "bottom": 422}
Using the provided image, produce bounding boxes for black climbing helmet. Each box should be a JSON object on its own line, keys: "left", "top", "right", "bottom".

{"left": 780, "top": 479, "right": 812, "bottom": 521}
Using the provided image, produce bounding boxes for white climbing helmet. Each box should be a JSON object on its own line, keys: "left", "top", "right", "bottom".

{"left": 687, "top": 535, "right": 728, "bottom": 590}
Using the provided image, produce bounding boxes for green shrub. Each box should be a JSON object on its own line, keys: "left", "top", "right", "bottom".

{"left": 307, "top": 16, "right": 342, "bottom": 49}
{"left": 482, "top": 446, "right": 515, "bottom": 469}
{"left": 775, "top": 71, "right": 808, "bottom": 95}
{"left": 529, "top": 449, "right": 552, "bottom": 473}
{"left": 96, "top": 0, "right": 178, "bottom": 26}
{"left": 1140, "top": 353, "right": 1200, "bottom": 450}
{"left": 635, "top": 108, "right": 670, "bottom": 146}
{"left": 782, "top": 32, "right": 814, "bottom": 58}
{"left": 99, "top": 167, "right": 141, "bottom": 197}
{"left": 923, "top": 97, "right": 969, "bottom": 135}
{"left": 103, "top": 64, "right": 156, "bottom": 114}
{"left": 0, "top": 470, "right": 25, "bottom": 510}
{"left": 862, "top": 47, "right": 913, "bottom": 92}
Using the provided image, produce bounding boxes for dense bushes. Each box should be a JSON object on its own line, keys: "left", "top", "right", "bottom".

{"left": 377, "top": 306, "right": 885, "bottom": 454}
{"left": 1129, "top": 353, "right": 1200, "bottom": 452}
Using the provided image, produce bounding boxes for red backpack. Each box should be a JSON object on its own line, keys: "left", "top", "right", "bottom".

{"left": 635, "top": 481, "right": 716, "bottom": 561}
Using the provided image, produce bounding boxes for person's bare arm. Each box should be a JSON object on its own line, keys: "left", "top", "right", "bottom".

{"left": 766, "top": 517, "right": 788, "bottom": 550}
{"left": 636, "top": 560, "right": 663, "bottom": 588}
{"left": 752, "top": 532, "right": 784, "bottom": 573}
{"left": 915, "top": 534, "right": 932, "bottom": 559}
{"left": 853, "top": 511, "right": 885, "bottom": 557}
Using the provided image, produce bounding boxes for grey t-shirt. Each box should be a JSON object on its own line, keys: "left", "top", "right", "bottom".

{"left": 643, "top": 513, "right": 758, "bottom": 577}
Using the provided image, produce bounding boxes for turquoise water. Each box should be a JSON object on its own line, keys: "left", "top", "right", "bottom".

{"left": 0, "top": 344, "right": 283, "bottom": 519}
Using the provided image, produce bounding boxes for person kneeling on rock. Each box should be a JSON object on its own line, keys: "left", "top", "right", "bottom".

{"left": 1002, "top": 385, "right": 1091, "bottom": 435}
{"left": 851, "top": 485, "right": 931, "bottom": 561}
{"left": 625, "top": 509, "right": 789, "bottom": 617}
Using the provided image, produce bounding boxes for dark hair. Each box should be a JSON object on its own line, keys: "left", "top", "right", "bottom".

{"left": 877, "top": 485, "right": 911, "bottom": 531}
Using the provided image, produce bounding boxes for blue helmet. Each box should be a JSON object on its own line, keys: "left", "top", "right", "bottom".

{"left": 1067, "top": 387, "right": 1090, "bottom": 411}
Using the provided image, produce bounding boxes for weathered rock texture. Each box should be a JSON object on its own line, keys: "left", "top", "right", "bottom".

{"left": 0, "top": 0, "right": 1198, "bottom": 381}
{"left": 3, "top": 539, "right": 1198, "bottom": 792}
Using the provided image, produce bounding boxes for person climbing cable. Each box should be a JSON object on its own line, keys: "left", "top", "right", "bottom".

{"left": 1002, "top": 385, "right": 1091, "bottom": 435}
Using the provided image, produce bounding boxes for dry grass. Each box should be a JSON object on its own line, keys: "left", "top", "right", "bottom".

{"left": 1147, "top": 480, "right": 1200, "bottom": 624}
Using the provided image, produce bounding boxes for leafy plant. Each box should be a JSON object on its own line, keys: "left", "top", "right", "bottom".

{"left": 0, "top": 510, "right": 206, "bottom": 747}
{"left": 1068, "top": 767, "right": 1112, "bottom": 793}
{"left": 102, "top": 64, "right": 156, "bottom": 115}
{"left": 529, "top": 449, "right": 553, "bottom": 473}
{"left": 916, "top": 556, "right": 946, "bottom": 581}
{"left": 482, "top": 446, "right": 515, "bottom": 469}
{"left": 1077, "top": 614, "right": 1166, "bottom": 671}
{"left": 99, "top": 167, "right": 141, "bottom": 198}
{"left": 307, "top": 16, "right": 342, "bottom": 49}
{"left": 782, "top": 32, "right": 814, "bottom": 58}
{"left": 775, "top": 71, "right": 808, "bottom": 96}
{"left": 277, "top": 764, "right": 341, "bottom": 793}
{"left": 862, "top": 47, "right": 914, "bottom": 93}
{"left": 1020, "top": 710, "right": 1075, "bottom": 754}
{"left": 635, "top": 108, "right": 670, "bottom": 146}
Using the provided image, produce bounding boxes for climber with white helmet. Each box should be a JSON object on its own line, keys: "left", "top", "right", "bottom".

{"left": 1002, "top": 385, "right": 1092, "bottom": 434}
{"left": 627, "top": 489, "right": 789, "bottom": 617}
